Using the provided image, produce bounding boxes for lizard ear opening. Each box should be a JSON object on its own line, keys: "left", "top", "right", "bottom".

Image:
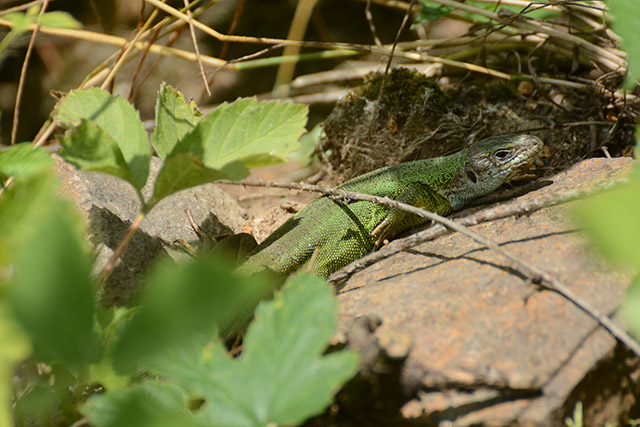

{"left": 466, "top": 170, "right": 478, "bottom": 184}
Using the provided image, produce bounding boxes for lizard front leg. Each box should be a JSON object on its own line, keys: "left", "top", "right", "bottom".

{"left": 371, "top": 182, "right": 453, "bottom": 249}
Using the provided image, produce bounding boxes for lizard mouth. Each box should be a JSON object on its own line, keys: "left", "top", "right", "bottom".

{"left": 505, "top": 136, "right": 544, "bottom": 182}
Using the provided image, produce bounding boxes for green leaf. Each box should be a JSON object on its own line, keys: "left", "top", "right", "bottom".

{"left": 112, "top": 259, "right": 273, "bottom": 374}
{"left": 83, "top": 382, "right": 197, "bottom": 427}
{"left": 0, "top": 142, "right": 53, "bottom": 179}
{"left": 54, "top": 88, "right": 150, "bottom": 189}
{"left": 151, "top": 83, "right": 203, "bottom": 160}
{"left": 412, "top": 0, "right": 452, "bottom": 28}
{"left": 0, "top": 12, "right": 30, "bottom": 58}
{"left": 575, "top": 165, "right": 640, "bottom": 341}
{"left": 8, "top": 172, "right": 101, "bottom": 366}
{"left": 152, "top": 274, "right": 359, "bottom": 426}
{"left": 38, "top": 11, "right": 82, "bottom": 29}
{"left": 3, "top": 12, "right": 31, "bottom": 31}
{"left": 622, "top": 277, "right": 640, "bottom": 339}
{"left": 59, "top": 119, "right": 138, "bottom": 187}
{"left": 175, "top": 98, "right": 307, "bottom": 173}
{"left": 0, "top": 172, "right": 78, "bottom": 269}
{"left": 289, "top": 123, "right": 322, "bottom": 167}
{"left": 574, "top": 170, "right": 640, "bottom": 271}
{"left": 148, "top": 153, "right": 228, "bottom": 208}
{"left": 607, "top": 0, "right": 640, "bottom": 86}
{"left": 565, "top": 401, "right": 583, "bottom": 427}
{"left": 0, "top": 302, "right": 31, "bottom": 427}
{"left": 89, "top": 358, "right": 130, "bottom": 391}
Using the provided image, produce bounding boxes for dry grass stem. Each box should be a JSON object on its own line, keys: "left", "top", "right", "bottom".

{"left": 182, "top": 0, "right": 210, "bottom": 96}
{"left": 11, "top": 0, "right": 49, "bottom": 145}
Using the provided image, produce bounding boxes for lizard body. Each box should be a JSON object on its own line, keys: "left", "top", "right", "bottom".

{"left": 236, "top": 133, "right": 543, "bottom": 278}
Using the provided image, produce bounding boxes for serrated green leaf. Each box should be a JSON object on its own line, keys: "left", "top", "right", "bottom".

{"left": 54, "top": 88, "right": 150, "bottom": 188}
{"left": 152, "top": 83, "right": 203, "bottom": 160}
{"left": 175, "top": 98, "right": 307, "bottom": 173}
{"left": 607, "top": 0, "right": 640, "bottom": 86}
{"left": 83, "top": 382, "right": 197, "bottom": 427}
{"left": 8, "top": 173, "right": 101, "bottom": 366}
{"left": 0, "top": 142, "right": 53, "bottom": 179}
{"left": 58, "top": 119, "right": 138, "bottom": 188}
{"left": 112, "top": 259, "right": 272, "bottom": 375}
{"left": 38, "top": 11, "right": 82, "bottom": 29}
{"left": 148, "top": 153, "right": 229, "bottom": 208}
{"left": 575, "top": 171, "right": 640, "bottom": 271}
{"left": 0, "top": 302, "right": 31, "bottom": 427}
{"left": 151, "top": 274, "right": 359, "bottom": 426}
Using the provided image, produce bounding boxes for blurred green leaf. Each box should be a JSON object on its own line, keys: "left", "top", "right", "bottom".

{"left": 0, "top": 143, "right": 53, "bottom": 180}
{"left": 0, "top": 12, "right": 30, "bottom": 59}
{"left": 89, "top": 357, "right": 130, "bottom": 391}
{"left": 8, "top": 172, "right": 101, "bottom": 366}
{"left": 54, "top": 88, "right": 150, "bottom": 188}
{"left": 576, "top": 164, "right": 640, "bottom": 339}
{"left": 289, "top": 123, "right": 322, "bottom": 167}
{"left": 14, "top": 384, "right": 60, "bottom": 427}
{"left": 150, "top": 274, "right": 359, "bottom": 426}
{"left": 38, "top": 11, "right": 82, "bottom": 29}
{"left": 2, "top": 12, "right": 31, "bottom": 30}
{"left": 622, "top": 278, "right": 640, "bottom": 339}
{"left": 412, "top": 1, "right": 452, "bottom": 28}
{"left": 0, "top": 302, "right": 30, "bottom": 427}
{"left": 59, "top": 120, "right": 138, "bottom": 188}
{"left": 83, "top": 382, "right": 197, "bottom": 427}
{"left": 0, "top": 172, "right": 78, "bottom": 270}
{"left": 4, "top": 8, "right": 80, "bottom": 29}
{"left": 607, "top": 0, "right": 640, "bottom": 86}
{"left": 112, "top": 258, "right": 274, "bottom": 375}
{"left": 174, "top": 98, "right": 307, "bottom": 176}
{"left": 574, "top": 170, "right": 640, "bottom": 271}
{"left": 152, "top": 83, "right": 203, "bottom": 160}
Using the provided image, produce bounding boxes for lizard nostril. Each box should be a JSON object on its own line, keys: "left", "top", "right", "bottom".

{"left": 466, "top": 171, "right": 478, "bottom": 184}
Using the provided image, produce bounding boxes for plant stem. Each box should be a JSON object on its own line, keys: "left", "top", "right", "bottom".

{"left": 96, "top": 211, "right": 146, "bottom": 287}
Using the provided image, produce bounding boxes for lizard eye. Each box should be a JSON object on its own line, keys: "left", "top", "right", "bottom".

{"left": 494, "top": 149, "right": 512, "bottom": 160}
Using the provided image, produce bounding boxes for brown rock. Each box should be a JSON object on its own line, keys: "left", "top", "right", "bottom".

{"left": 336, "top": 158, "right": 639, "bottom": 425}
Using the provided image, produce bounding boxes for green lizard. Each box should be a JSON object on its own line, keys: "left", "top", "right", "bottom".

{"left": 236, "top": 133, "right": 543, "bottom": 278}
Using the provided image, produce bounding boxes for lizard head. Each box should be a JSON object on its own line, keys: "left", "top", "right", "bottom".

{"left": 446, "top": 133, "right": 544, "bottom": 209}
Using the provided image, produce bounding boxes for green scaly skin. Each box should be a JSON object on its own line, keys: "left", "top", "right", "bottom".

{"left": 236, "top": 133, "right": 543, "bottom": 278}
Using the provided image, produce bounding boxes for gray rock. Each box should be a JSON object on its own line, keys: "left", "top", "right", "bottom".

{"left": 56, "top": 155, "right": 248, "bottom": 305}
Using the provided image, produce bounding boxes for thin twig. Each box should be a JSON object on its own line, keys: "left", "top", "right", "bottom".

{"left": 217, "top": 177, "right": 640, "bottom": 358}
{"left": 100, "top": 6, "right": 158, "bottom": 91}
{"left": 0, "top": 0, "right": 43, "bottom": 16}
{"left": 128, "top": 25, "right": 161, "bottom": 102}
{"left": 183, "top": 0, "right": 210, "bottom": 96}
{"left": 145, "top": 0, "right": 373, "bottom": 53}
{"left": 365, "top": 0, "right": 383, "bottom": 47}
{"left": 200, "top": 0, "right": 246, "bottom": 103}
{"left": 0, "top": 18, "right": 228, "bottom": 67}
{"left": 96, "top": 211, "right": 146, "bottom": 286}
{"left": 11, "top": 0, "right": 49, "bottom": 145}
